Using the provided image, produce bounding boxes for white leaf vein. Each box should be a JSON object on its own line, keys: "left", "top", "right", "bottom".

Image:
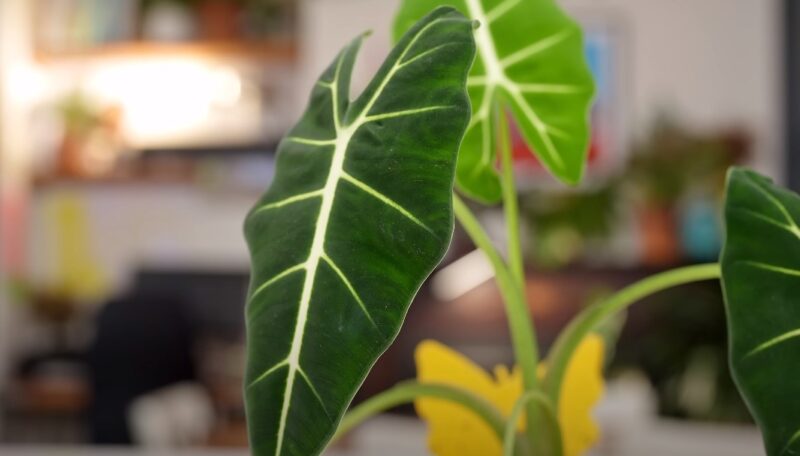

{"left": 746, "top": 328, "right": 800, "bottom": 359}
{"left": 364, "top": 105, "right": 450, "bottom": 123}
{"left": 321, "top": 253, "right": 378, "bottom": 330}
{"left": 342, "top": 172, "right": 433, "bottom": 234}
{"left": 735, "top": 207, "right": 800, "bottom": 239}
{"left": 249, "top": 263, "right": 306, "bottom": 302}
{"left": 740, "top": 260, "right": 800, "bottom": 278}
{"left": 297, "top": 367, "right": 332, "bottom": 421}
{"left": 486, "top": 0, "right": 521, "bottom": 24}
{"left": 781, "top": 428, "right": 800, "bottom": 455}
{"left": 285, "top": 137, "right": 337, "bottom": 146}
{"left": 248, "top": 360, "right": 288, "bottom": 388}
{"left": 254, "top": 191, "right": 324, "bottom": 215}
{"left": 500, "top": 29, "right": 573, "bottom": 69}
{"left": 399, "top": 43, "right": 452, "bottom": 68}
{"left": 743, "top": 177, "right": 800, "bottom": 238}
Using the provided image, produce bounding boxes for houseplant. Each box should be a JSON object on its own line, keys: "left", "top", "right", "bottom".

{"left": 243, "top": 2, "right": 800, "bottom": 456}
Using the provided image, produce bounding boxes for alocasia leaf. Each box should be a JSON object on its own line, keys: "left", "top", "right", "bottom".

{"left": 394, "top": 0, "right": 595, "bottom": 203}
{"left": 243, "top": 7, "right": 476, "bottom": 456}
{"left": 721, "top": 168, "right": 800, "bottom": 456}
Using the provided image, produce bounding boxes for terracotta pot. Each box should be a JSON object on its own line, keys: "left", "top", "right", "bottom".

{"left": 638, "top": 205, "right": 681, "bottom": 266}
{"left": 197, "top": 0, "right": 242, "bottom": 40}
{"left": 56, "top": 134, "right": 87, "bottom": 177}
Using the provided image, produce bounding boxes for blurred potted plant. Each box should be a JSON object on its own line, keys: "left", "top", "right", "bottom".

{"left": 56, "top": 93, "right": 122, "bottom": 178}
{"left": 521, "top": 182, "right": 619, "bottom": 269}
{"left": 141, "top": 0, "right": 290, "bottom": 41}
{"left": 627, "top": 116, "right": 745, "bottom": 266}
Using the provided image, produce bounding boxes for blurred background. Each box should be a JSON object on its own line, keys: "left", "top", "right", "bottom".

{"left": 0, "top": 0, "right": 793, "bottom": 454}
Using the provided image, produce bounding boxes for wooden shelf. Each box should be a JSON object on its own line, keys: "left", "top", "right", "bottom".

{"left": 34, "top": 39, "right": 297, "bottom": 63}
{"left": 32, "top": 174, "right": 195, "bottom": 189}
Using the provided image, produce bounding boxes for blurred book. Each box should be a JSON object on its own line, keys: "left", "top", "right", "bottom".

{"left": 36, "top": 0, "right": 138, "bottom": 52}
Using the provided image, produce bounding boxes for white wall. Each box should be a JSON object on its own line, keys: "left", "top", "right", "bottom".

{"left": 297, "top": 0, "right": 784, "bottom": 179}
{"left": 563, "top": 0, "right": 783, "bottom": 179}
{"left": 295, "top": 0, "right": 399, "bottom": 120}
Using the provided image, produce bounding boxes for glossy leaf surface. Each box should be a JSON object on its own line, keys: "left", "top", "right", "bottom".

{"left": 243, "top": 8, "right": 475, "bottom": 456}
{"left": 395, "top": 0, "right": 595, "bottom": 202}
{"left": 721, "top": 168, "right": 800, "bottom": 456}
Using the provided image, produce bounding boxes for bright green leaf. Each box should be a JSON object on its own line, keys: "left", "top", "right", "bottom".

{"left": 243, "top": 7, "right": 476, "bottom": 456}
{"left": 394, "top": 0, "right": 595, "bottom": 203}
{"left": 721, "top": 168, "right": 800, "bottom": 456}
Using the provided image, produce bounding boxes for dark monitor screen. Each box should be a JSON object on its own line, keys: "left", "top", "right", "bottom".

{"left": 134, "top": 268, "right": 250, "bottom": 340}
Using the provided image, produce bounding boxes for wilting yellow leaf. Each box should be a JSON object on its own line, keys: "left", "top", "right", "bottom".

{"left": 557, "top": 335, "right": 605, "bottom": 456}
{"left": 414, "top": 335, "right": 604, "bottom": 456}
{"left": 414, "top": 340, "right": 523, "bottom": 456}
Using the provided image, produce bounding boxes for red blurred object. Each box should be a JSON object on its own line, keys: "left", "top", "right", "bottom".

{"left": 0, "top": 188, "right": 28, "bottom": 275}
{"left": 197, "top": 0, "right": 243, "bottom": 40}
{"left": 508, "top": 112, "right": 602, "bottom": 172}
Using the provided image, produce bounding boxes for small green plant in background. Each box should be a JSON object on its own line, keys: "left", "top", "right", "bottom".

{"left": 243, "top": 2, "right": 800, "bottom": 456}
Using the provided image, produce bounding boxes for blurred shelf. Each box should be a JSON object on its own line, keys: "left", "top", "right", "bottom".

{"left": 10, "top": 377, "right": 90, "bottom": 414}
{"left": 31, "top": 173, "right": 268, "bottom": 196}
{"left": 32, "top": 143, "right": 277, "bottom": 190}
{"left": 33, "top": 176, "right": 195, "bottom": 190}
{"left": 34, "top": 39, "right": 297, "bottom": 63}
{"left": 32, "top": 173, "right": 195, "bottom": 189}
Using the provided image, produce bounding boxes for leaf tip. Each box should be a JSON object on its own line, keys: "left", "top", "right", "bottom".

{"left": 558, "top": 167, "right": 585, "bottom": 188}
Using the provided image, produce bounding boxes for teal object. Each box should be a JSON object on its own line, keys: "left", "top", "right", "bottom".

{"left": 680, "top": 197, "right": 721, "bottom": 261}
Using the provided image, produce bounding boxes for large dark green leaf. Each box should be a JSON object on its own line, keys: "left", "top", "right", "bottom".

{"left": 394, "top": 0, "right": 595, "bottom": 203}
{"left": 721, "top": 168, "right": 800, "bottom": 456}
{"left": 243, "top": 7, "right": 476, "bottom": 456}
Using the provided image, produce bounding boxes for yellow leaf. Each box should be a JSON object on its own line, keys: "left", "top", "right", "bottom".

{"left": 558, "top": 335, "right": 605, "bottom": 456}
{"left": 415, "top": 341, "right": 523, "bottom": 456}
{"left": 414, "top": 336, "right": 605, "bottom": 456}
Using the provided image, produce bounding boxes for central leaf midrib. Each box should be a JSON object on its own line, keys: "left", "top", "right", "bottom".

{"left": 274, "top": 94, "right": 354, "bottom": 456}
{"left": 463, "top": 0, "right": 570, "bottom": 170}
{"left": 465, "top": 0, "right": 503, "bottom": 84}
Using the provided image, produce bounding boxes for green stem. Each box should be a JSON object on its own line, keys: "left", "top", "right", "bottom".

{"left": 454, "top": 196, "right": 540, "bottom": 385}
{"left": 334, "top": 381, "right": 507, "bottom": 443}
{"left": 497, "top": 99, "right": 550, "bottom": 455}
{"left": 503, "top": 391, "right": 562, "bottom": 456}
{"left": 543, "top": 263, "right": 722, "bottom": 405}
{"left": 498, "top": 105, "right": 524, "bottom": 287}
{"left": 454, "top": 195, "right": 543, "bottom": 455}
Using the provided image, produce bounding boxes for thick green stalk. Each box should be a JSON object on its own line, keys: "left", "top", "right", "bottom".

{"left": 503, "top": 391, "right": 562, "bottom": 456}
{"left": 454, "top": 196, "right": 540, "bottom": 384}
{"left": 495, "top": 100, "right": 554, "bottom": 455}
{"left": 497, "top": 105, "right": 525, "bottom": 287}
{"left": 334, "top": 381, "right": 507, "bottom": 442}
{"left": 495, "top": 101, "right": 562, "bottom": 456}
{"left": 454, "top": 196, "right": 544, "bottom": 455}
{"left": 543, "top": 263, "right": 722, "bottom": 404}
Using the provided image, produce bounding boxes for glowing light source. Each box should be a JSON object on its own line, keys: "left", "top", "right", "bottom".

{"left": 432, "top": 249, "right": 495, "bottom": 301}
{"left": 85, "top": 60, "right": 244, "bottom": 145}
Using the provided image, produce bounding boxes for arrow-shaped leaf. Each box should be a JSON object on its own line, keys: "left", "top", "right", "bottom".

{"left": 721, "top": 168, "right": 800, "bottom": 456}
{"left": 394, "top": 0, "right": 595, "bottom": 203}
{"left": 243, "top": 7, "right": 476, "bottom": 456}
